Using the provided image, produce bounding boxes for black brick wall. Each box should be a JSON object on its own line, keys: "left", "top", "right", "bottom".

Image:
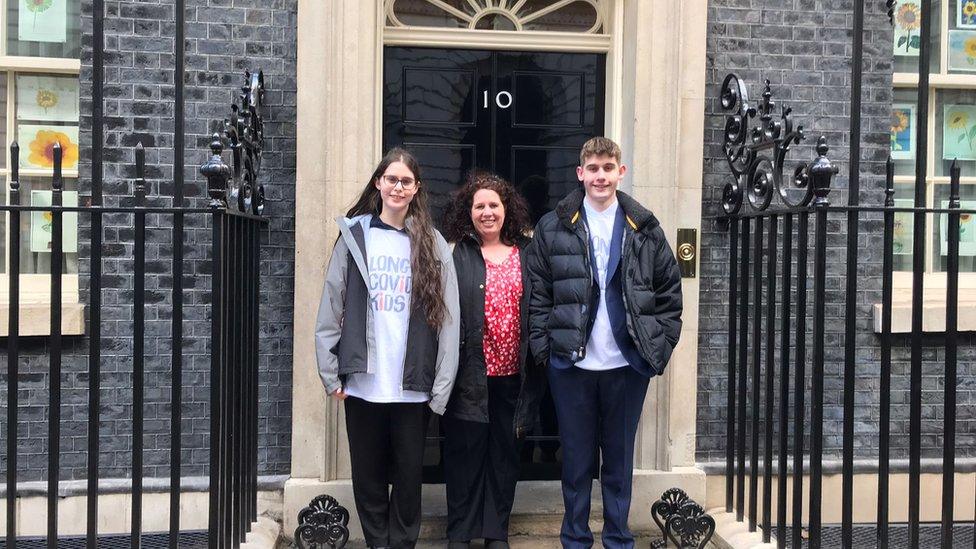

{"left": 698, "top": 0, "right": 976, "bottom": 465}
{"left": 0, "top": 0, "right": 297, "bottom": 482}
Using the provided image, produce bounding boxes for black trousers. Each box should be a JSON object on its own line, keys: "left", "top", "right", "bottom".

{"left": 345, "top": 396, "right": 429, "bottom": 549}
{"left": 442, "top": 374, "right": 522, "bottom": 542}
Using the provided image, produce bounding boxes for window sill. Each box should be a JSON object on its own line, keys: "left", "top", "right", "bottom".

{"left": 0, "top": 302, "right": 85, "bottom": 336}
{"left": 873, "top": 300, "right": 976, "bottom": 333}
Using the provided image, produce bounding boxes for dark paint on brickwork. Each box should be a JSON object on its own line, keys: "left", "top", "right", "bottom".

{"left": 0, "top": 0, "right": 297, "bottom": 482}
{"left": 695, "top": 1, "right": 971, "bottom": 464}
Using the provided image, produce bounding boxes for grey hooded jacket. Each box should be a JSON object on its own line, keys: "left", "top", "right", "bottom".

{"left": 314, "top": 214, "right": 460, "bottom": 415}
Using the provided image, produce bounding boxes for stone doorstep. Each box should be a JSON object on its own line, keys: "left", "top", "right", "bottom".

{"left": 416, "top": 480, "right": 605, "bottom": 539}
{"left": 285, "top": 469, "right": 708, "bottom": 544}
{"left": 709, "top": 509, "right": 777, "bottom": 549}
{"left": 335, "top": 536, "right": 656, "bottom": 548}
{"left": 242, "top": 517, "right": 284, "bottom": 549}
{"left": 284, "top": 481, "right": 661, "bottom": 546}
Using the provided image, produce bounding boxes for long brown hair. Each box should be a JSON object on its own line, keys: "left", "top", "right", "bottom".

{"left": 346, "top": 148, "right": 447, "bottom": 327}
{"left": 443, "top": 170, "right": 531, "bottom": 245}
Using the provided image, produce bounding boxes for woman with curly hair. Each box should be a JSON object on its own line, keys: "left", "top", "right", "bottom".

{"left": 315, "top": 147, "right": 460, "bottom": 549}
{"left": 441, "top": 171, "right": 545, "bottom": 549}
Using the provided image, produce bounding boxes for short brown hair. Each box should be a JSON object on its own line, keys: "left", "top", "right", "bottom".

{"left": 579, "top": 136, "right": 622, "bottom": 166}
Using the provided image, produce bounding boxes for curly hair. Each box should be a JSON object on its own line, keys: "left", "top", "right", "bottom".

{"left": 346, "top": 147, "right": 447, "bottom": 327}
{"left": 443, "top": 170, "right": 532, "bottom": 245}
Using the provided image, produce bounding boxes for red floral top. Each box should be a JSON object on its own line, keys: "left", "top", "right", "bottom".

{"left": 483, "top": 246, "right": 523, "bottom": 377}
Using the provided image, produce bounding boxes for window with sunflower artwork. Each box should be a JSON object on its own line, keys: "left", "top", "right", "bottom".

{"left": 890, "top": 0, "right": 976, "bottom": 279}
{"left": 0, "top": 0, "right": 82, "bottom": 318}
{"left": 0, "top": 0, "right": 87, "bottom": 334}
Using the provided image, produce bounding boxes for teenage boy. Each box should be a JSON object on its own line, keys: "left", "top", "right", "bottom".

{"left": 526, "top": 137, "right": 683, "bottom": 549}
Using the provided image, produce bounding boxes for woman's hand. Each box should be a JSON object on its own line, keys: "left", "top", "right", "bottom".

{"left": 331, "top": 387, "right": 347, "bottom": 401}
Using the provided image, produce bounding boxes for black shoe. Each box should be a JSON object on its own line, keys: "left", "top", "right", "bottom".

{"left": 448, "top": 542, "right": 470, "bottom": 549}
{"left": 485, "top": 540, "right": 510, "bottom": 549}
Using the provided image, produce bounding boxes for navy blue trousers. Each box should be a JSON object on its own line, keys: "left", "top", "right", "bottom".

{"left": 547, "top": 365, "right": 650, "bottom": 549}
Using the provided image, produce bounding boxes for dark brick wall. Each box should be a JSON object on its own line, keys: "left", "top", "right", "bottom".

{"left": 0, "top": 0, "right": 296, "bottom": 482}
{"left": 693, "top": 0, "right": 958, "bottom": 463}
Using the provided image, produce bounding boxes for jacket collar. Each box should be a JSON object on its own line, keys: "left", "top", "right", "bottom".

{"left": 555, "top": 189, "right": 660, "bottom": 232}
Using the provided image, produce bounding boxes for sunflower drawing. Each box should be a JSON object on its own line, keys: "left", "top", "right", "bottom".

{"left": 951, "top": 212, "right": 976, "bottom": 243}
{"left": 964, "top": 36, "right": 976, "bottom": 64}
{"left": 892, "top": 110, "right": 910, "bottom": 151}
{"left": 41, "top": 210, "right": 52, "bottom": 241}
{"left": 964, "top": 0, "right": 976, "bottom": 25}
{"left": 892, "top": 110, "right": 909, "bottom": 133}
{"left": 27, "top": 129, "right": 79, "bottom": 169}
{"left": 35, "top": 88, "right": 57, "bottom": 112}
{"left": 24, "top": 0, "right": 53, "bottom": 29}
{"left": 898, "top": 2, "right": 921, "bottom": 29}
{"left": 950, "top": 110, "right": 969, "bottom": 130}
{"left": 895, "top": 2, "right": 922, "bottom": 54}
{"left": 947, "top": 107, "right": 976, "bottom": 158}
{"left": 893, "top": 216, "right": 909, "bottom": 254}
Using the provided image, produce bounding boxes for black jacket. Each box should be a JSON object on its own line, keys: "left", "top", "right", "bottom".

{"left": 525, "top": 190, "right": 682, "bottom": 376}
{"left": 445, "top": 235, "right": 545, "bottom": 436}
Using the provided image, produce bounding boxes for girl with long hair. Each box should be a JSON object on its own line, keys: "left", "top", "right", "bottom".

{"left": 315, "top": 147, "right": 460, "bottom": 549}
{"left": 441, "top": 171, "right": 544, "bottom": 549}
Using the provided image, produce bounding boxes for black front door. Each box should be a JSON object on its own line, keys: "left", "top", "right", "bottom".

{"left": 384, "top": 46, "right": 605, "bottom": 224}
{"left": 383, "top": 46, "right": 606, "bottom": 481}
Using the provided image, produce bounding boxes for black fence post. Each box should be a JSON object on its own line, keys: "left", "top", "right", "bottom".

{"left": 843, "top": 4, "right": 866, "bottom": 545}
{"left": 170, "top": 0, "right": 186, "bottom": 542}
{"left": 941, "top": 160, "right": 960, "bottom": 549}
{"left": 791, "top": 208, "right": 808, "bottom": 549}
{"left": 878, "top": 158, "right": 895, "bottom": 549}
{"left": 47, "top": 142, "right": 64, "bottom": 549}
{"left": 131, "top": 144, "right": 147, "bottom": 548}
{"left": 808, "top": 137, "right": 835, "bottom": 549}
{"left": 762, "top": 214, "right": 777, "bottom": 543}
{"left": 776, "top": 212, "right": 792, "bottom": 549}
{"left": 202, "top": 136, "right": 230, "bottom": 549}
{"left": 736, "top": 217, "right": 750, "bottom": 522}
{"left": 909, "top": 2, "right": 934, "bottom": 544}
{"left": 749, "top": 214, "right": 763, "bottom": 533}
{"left": 5, "top": 142, "right": 19, "bottom": 549}
{"left": 726, "top": 218, "right": 738, "bottom": 514}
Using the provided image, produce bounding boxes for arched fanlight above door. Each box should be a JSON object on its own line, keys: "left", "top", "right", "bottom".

{"left": 386, "top": 0, "right": 607, "bottom": 34}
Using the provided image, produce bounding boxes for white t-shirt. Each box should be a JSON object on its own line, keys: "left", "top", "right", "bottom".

{"left": 344, "top": 221, "right": 429, "bottom": 403}
{"left": 575, "top": 198, "right": 628, "bottom": 372}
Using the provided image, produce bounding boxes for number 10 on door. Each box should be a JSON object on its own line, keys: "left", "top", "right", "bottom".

{"left": 483, "top": 90, "right": 512, "bottom": 109}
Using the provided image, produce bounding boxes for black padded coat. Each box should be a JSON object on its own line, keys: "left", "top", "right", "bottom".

{"left": 525, "top": 190, "right": 682, "bottom": 376}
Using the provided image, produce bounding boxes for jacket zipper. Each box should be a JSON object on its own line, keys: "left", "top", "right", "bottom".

{"left": 621, "top": 231, "right": 635, "bottom": 335}
{"left": 578, "top": 220, "right": 594, "bottom": 358}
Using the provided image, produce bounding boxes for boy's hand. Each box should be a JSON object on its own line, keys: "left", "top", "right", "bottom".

{"left": 330, "top": 387, "right": 347, "bottom": 401}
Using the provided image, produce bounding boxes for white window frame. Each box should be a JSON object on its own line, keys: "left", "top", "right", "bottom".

{"left": 0, "top": 5, "right": 83, "bottom": 334}
{"left": 893, "top": 0, "right": 976, "bottom": 291}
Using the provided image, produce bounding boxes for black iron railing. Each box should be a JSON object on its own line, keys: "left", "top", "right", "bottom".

{"left": 720, "top": 159, "right": 976, "bottom": 549}
{"left": 714, "top": 0, "right": 976, "bottom": 547}
{"left": 2, "top": 137, "right": 265, "bottom": 549}
{"left": 3, "top": 0, "right": 268, "bottom": 541}
{"left": 718, "top": 31, "right": 974, "bottom": 549}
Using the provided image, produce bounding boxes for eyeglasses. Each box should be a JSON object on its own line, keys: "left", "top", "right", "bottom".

{"left": 380, "top": 175, "right": 417, "bottom": 190}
